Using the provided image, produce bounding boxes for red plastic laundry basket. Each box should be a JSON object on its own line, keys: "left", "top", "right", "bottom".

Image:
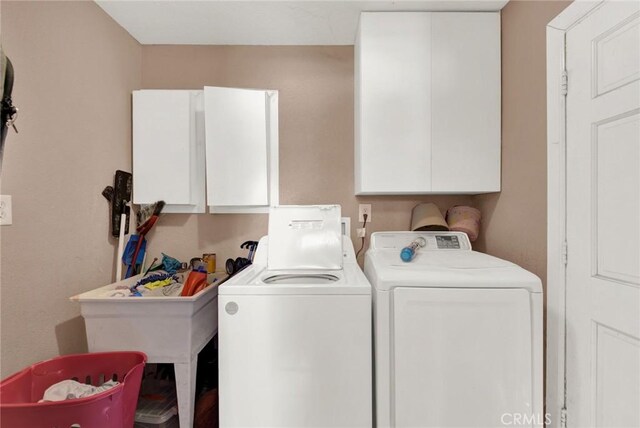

{"left": 0, "top": 351, "right": 146, "bottom": 428}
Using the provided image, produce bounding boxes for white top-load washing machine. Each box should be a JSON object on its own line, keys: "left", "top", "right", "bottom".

{"left": 218, "top": 205, "right": 372, "bottom": 428}
{"left": 365, "top": 232, "right": 543, "bottom": 428}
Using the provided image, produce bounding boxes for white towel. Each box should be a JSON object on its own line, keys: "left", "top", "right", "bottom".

{"left": 39, "top": 379, "right": 119, "bottom": 402}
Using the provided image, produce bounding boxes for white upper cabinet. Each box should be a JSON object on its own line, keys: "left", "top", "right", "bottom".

{"left": 355, "top": 12, "right": 501, "bottom": 195}
{"left": 204, "top": 87, "right": 279, "bottom": 213}
{"left": 132, "top": 90, "right": 206, "bottom": 213}
{"left": 132, "top": 88, "right": 278, "bottom": 214}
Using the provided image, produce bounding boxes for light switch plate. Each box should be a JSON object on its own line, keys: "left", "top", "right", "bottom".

{"left": 0, "top": 195, "right": 12, "bottom": 225}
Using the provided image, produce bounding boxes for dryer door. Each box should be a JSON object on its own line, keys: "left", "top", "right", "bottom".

{"left": 392, "top": 287, "right": 534, "bottom": 427}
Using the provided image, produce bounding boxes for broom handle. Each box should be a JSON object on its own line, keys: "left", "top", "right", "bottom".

{"left": 115, "top": 212, "right": 127, "bottom": 281}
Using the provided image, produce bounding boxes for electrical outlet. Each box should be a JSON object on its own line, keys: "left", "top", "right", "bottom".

{"left": 356, "top": 227, "right": 366, "bottom": 238}
{"left": 0, "top": 195, "right": 12, "bottom": 226}
{"left": 358, "top": 204, "right": 371, "bottom": 223}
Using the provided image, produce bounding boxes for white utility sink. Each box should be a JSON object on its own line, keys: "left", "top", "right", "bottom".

{"left": 71, "top": 273, "right": 222, "bottom": 428}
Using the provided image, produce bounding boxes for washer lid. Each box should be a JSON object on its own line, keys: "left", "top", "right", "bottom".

{"left": 219, "top": 264, "right": 371, "bottom": 295}
{"left": 262, "top": 273, "right": 341, "bottom": 284}
{"left": 267, "top": 205, "right": 343, "bottom": 270}
{"left": 365, "top": 250, "right": 542, "bottom": 293}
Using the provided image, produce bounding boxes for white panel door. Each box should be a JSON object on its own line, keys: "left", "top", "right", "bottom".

{"left": 204, "top": 86, "right": 269, "bottom": 207}
{"left": 393, "top": 287, "right": 535, "bottom": 428}
{"left": 356, "top": 12, "right": 431, "bottom": 194}
{"left": 431, "top": 12, "right": 501, "bottom": 193}
{"left": 565, "top": 2, "right": 640, "bottom": 426}
{"left": 218, "top": 294, "right": 372, "bottom": 428}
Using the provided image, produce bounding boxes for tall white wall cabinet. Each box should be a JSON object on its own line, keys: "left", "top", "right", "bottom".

{"left": 132, "top": 88, "right": 278, "bottom": 214}
{"left": 355, "top": 12, "right": 501, "bottom": 195}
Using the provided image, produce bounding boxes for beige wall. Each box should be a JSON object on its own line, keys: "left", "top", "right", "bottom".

{"left": 141, "top": 45, "right": 473, "bottom": 266}
{"left": 475, "top": 0, "right": 570, "bottom": 290}
{"left": 0, "top": 1, "right": 141, "bottom": 377}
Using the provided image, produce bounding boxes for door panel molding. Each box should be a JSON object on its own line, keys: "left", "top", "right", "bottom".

{"left": 592, "top": 12, "right": 640, "bottom": 97}
{"left": 591, "top": 109, "right": 640, "bottom": 287}
{"left": 591, "top": 321, "right": 640, "bottom": 426}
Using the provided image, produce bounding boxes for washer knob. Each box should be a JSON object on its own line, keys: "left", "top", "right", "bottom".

{"left": 225, "top": 301, "right": 239, "bottom": 315}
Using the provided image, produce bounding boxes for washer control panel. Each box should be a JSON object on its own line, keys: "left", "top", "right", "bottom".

{"left": 371, "top": 231, "right": 471, "bottom": 251}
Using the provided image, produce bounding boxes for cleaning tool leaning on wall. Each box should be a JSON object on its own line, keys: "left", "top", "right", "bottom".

{"left": 0, "top": 46, "right": 18, "bottom": 174}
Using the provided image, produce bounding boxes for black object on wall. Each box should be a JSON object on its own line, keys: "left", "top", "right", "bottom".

{"left": 1, "top": 51, "right": 18, "bottom": 174}
{"left": 102, "top": 170, "right": 132, "bottom": 237}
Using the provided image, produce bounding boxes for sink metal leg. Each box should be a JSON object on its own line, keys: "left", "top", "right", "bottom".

{"left": 175, "top": 355, "right": 198, "bottom": 427}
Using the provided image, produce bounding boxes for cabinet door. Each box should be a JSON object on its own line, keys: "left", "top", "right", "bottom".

{"left": 431, "top": 13, "right": 501, "bottom": 193}
{"left": 132, "top": 90, "right": 205, "bottom": 213}
{"left": 204, "top": 87, "right": 279, "bottom": 213}
{"left": 356, "top": 12, "right": 432, "bottom": 195}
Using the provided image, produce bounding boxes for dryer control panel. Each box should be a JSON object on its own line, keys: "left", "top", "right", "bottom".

{"left": 370, "top": 232, "right": 472, "bottom": 251}
{"left": 435, "top": 235, "right": 461, "bottom": 249}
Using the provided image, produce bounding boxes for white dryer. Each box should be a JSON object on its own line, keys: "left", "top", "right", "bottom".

{"left": 365, "top": 231, "right": 543, "bottom": 428}
{"left": 218, "top": 205, "right": 372, "bottom": 428}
